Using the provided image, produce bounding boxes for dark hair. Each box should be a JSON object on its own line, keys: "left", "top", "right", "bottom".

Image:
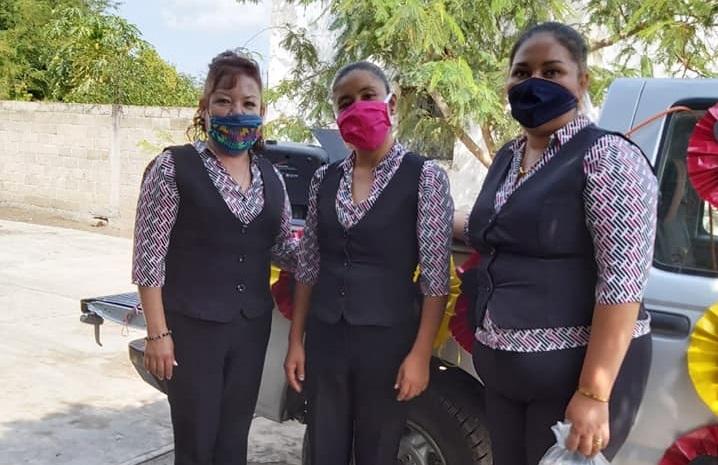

{"left": 509, "top": 22, "right": 588, "bottom": 72}
{"left": 187, "top": 50, "right": 264, "bottom": 142}
{"left": 331, "top": 61, "right": 391, "bottom": 94}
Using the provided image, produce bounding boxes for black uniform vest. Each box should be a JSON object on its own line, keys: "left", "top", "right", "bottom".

{"left": 310, "top": 153, "right": 426, "bottom": 326}
{"left": 467, "top": 125, "right": 649, "bottom": 329}
{"left": 162, "top": 144, "right": 283, "bottom": 322}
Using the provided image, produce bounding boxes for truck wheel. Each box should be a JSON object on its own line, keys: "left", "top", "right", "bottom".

{"left": 301, "top": 383, "right": 491, "bottom": 465}
{"left": 400, "top": 383, "right": 491, "bottom": 465}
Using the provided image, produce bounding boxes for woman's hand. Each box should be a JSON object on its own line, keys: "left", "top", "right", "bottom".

{"left": 564, "top": 391, "right": 610, "bottom": 457}
{"left": 395, "top": 350, "right": 430, "bottom": 401}
{"left": 144, "top": 336, "right": 177, "bottom": 381}
{"left": 284, "top": 341, "right": 306, "bottom": 393}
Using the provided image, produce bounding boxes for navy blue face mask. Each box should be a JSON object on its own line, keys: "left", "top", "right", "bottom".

{"left": 508, "top": 78, "right": 578, "bottom": 129}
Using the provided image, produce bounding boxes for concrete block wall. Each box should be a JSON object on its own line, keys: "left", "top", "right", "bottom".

{"left": 0, "top": 99, "right": 487, "bottom": 235}
{"left": 0, "top": 101, "right": 195, "bottom": 233}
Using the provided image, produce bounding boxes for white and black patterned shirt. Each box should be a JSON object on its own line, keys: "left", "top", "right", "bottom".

{"left": 466, "top": 116, "right": 657, "bottom": 352}
{"left": 132, "top": 141, "right": 297, "bottom": 287}
{"left": 296, "top": 142, "right": 454, "bottom": 296}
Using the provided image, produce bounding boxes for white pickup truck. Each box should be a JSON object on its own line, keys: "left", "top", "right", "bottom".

{"left": 81, "top": 78, "right": 718, "bottom": 465}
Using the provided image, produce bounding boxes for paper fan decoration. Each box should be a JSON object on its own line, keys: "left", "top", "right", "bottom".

{"left": 687, "top": 103, "right": 718, "bottom": 209}
{"left": 449, "top": 252, "right": 482, "bottom": 352}
{"left": 450, "top": 294, "right": 475, "bottom": 352}
{"left": 687, "top": 301, "right": 718, "bottom": 416}
{"left": 433, "top": 256, "right": 463, "bottom": 349}
{"left": 659, "top": 425, "right": 718, "bottom": 465}
{"left": 270, "top": 266, "right": 295, "bottom": 320}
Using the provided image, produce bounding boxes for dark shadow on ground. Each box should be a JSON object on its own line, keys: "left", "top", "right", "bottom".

{"left": 0, "top": 400, "right": 172, "bottom": 465}
{"left": 0, "top": 400, "right": 304, "bottom": 465}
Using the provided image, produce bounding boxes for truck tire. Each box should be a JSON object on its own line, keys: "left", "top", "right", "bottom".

{"left": 301, "top": 381, "right": 492, "bottom": 465}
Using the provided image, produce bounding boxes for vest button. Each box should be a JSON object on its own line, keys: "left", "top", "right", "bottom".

{"left": 485, "top": 286, "right": 491, "bottom": 292}
{"left": 339, "top": 288, "right": 346, "bottom": 297}
{"left": 240, "top": 224, "right": 248, "bottom": 234}
{"left": 343, "top": 260, "right": 350, "bottom": 268}
{"left": 238, "top": 255, "right": 246, "bottom": 263}
{"left": 237, "top": 284, "right": 246, "bottom": 292}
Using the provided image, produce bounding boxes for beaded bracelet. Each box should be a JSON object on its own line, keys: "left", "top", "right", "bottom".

{"left": 577, "top": 387, "right": 609, "bottom": 403}
{"left": 145, "top": 330, "right": 172, "bottom": 342}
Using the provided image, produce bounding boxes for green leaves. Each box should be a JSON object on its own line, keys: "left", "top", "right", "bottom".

{"left": 258, "top": 0, "right": 715, "bottom": 166}
{"left": 0, "top": 0, "right": 200, "bottom": 106}
{"left": 586, "top": 0, "right": 717, "bottom": 81}
{"left": 259, "top": 0, "right": 540, "bottom": 159}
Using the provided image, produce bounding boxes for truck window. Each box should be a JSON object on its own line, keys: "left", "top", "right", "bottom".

{"left": 654, "top": 107, "right": 718, "bottom": 277}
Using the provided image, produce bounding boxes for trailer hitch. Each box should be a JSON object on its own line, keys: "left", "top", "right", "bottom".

{"left": 80, "top": 311, "right": 104, "bottom": 347}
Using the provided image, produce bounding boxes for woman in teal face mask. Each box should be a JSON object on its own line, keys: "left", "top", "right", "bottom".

{"left": 132, "top": 50, "right": 297, "bottom": 465}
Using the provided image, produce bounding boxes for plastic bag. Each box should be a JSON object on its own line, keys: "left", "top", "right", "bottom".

{"left": 538, "top": 422, "right": 610, "bottom": 465}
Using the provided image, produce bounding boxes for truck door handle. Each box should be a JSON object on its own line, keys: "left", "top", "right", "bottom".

{"left": 647, "top": 309, "right": 691, "bottom": 338}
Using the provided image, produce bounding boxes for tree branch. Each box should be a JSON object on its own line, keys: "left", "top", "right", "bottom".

{"left": 481, "top": 125, "right": 496, "bottom": 157}
{"left": 589, "top": 21, "right": 651, "bottom": 52}
{"left": 429, "top": 90, "right": 493, "bottom": 168}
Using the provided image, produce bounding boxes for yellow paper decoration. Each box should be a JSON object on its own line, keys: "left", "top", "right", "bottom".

{"left": 433, "top": 256, "right": 462, "bottom": 349}
{"left": 410, "top": 258, "right": 461, "bottom": 348}
{"left": 270, "top": 265, "right": 282, "bottom": 287}
{"left": 687, "top": 301, "right": 718, "bottom": 416}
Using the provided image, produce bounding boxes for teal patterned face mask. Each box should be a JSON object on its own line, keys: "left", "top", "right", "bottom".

{"left": 207, "top": 113, "right": 262, "bottom": 155}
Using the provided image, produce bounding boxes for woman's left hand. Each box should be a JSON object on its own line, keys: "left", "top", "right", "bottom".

{"left": 395, "top": 351, "right": 430, "bottom": 401}
{"left": 565, "top": 391, "right": 610, "bottom": 457}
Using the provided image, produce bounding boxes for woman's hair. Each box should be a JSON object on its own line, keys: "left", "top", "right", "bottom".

{"left": 509, "top": 22, "right": 589, "bottom": 73}
{"left": 331, "top": 61, "right": 391, "bottom": 94}
{"left": 187, "top": 50, "right": 264, "bottom": 142}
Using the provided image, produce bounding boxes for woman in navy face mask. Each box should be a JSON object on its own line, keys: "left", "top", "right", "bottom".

{"left": 132, "top": 50, "right": 297, "bottom": 465}
{"left": 285, "top": 61, "right": 454, "bottom": 465}
{"left": 455, "top": 22, "right": 658, "bottom": 465}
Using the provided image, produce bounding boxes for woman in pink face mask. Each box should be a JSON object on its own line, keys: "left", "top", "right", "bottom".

{"left": 285, "top": 61, "right": 454, "bottom": 465}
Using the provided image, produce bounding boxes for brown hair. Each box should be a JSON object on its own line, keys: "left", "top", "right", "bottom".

{"left": 186, "top": 50, "right": 264, "bottom": 143}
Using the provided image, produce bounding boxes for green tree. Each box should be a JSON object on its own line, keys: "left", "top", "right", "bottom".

{"left": 0, "top": 0, "right": 200, "bottom": 106}
{"left": 43, "top": 6, "right": 200, "bottom": 106}
{"left": 257, "top": 0, "right": 717, "bottom": 166}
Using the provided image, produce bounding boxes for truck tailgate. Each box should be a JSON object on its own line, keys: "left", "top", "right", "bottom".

{"left": 81, "top": 292, "right": 166, "bottom": 393}
{"left": 81, "top": 292, "right": 145, "bottom": 329}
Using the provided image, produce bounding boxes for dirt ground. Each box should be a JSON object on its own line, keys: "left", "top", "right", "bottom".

{"left": 0, "top": 211, "right": 303, "bottom": 465}
{"left": 0, "top": 206, "right": 132, "bottom": 239}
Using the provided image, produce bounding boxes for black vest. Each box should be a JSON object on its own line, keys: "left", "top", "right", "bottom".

{"left": 310, "top": 153, "right": 425, "bottom": 326}
{"left": 467, "top": 125, "right": 649, "bottom": 330}
{"left": 162, "top": 144, "right": 283, "bottom": 322}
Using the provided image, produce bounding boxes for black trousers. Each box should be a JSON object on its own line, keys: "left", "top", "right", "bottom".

{"left": 473, "top": 334, "right": 652, "bottom": 465}
{"left": 165, "top": 311, "right": 272, "bottom": 465}
{"left": 305, "top": 317, "right": 418, "bottom": 465}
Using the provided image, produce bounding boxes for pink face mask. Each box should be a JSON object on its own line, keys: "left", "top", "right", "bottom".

{"left": 336, "top": 93, "right": 393, "bottom": 151}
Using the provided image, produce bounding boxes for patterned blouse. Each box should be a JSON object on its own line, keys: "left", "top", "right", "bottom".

{"left": 132, "top": 141, "right": 297, "bottom": 287}
{"left": 296, "top": 142, "right": 454, "bottom": 296}
{"left": 466, "top": 116, "right": 658, "bottom": 352}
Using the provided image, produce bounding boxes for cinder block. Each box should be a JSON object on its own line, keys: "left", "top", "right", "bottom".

{"left": 170, "top": 118, "right": 192, "bottom": 131}
{"left": 86, "top": 149, "right": 107, "bottom": 160}
{"left": 120, "top": 117, "right": 148, "bottom": 129}
{"left": 36, "top": 144, "right": 60, "bottom": 155}
{"left": 1, "top": 101, "right": 198, "bottom": 223}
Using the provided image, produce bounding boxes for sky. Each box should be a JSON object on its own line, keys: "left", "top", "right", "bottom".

{"left": 115, "top": 0, "right": 272, "bottom": 79}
